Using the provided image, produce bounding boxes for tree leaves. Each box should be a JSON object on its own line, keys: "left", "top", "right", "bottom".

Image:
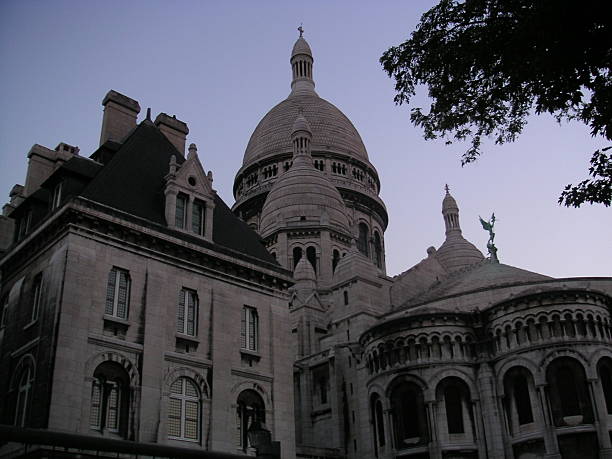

{"left": 380, "top": 0, "right": 612, "bottom": 206}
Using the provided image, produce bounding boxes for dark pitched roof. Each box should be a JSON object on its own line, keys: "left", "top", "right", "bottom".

{"left": 81, "top": 120, "right": 275, "bottom": 264}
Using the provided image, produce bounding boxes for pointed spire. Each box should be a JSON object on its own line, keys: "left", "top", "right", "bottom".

{"left": 146, "top": 108, "right": 152, "bottom": 121}
{"left": 442, "top": 184, "right": 461, "bottom": 235}
{"left": 290, "top": 27, "right": 315, "bottom": 95}
{"left": 188, "top": 143, "right": 197, "bottom": 159}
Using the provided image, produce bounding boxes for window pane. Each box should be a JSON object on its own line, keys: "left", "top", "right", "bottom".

{"left": 241, "top": 307, "right": 247, "bottom": 348}
{"left": 177, "top": 290, "right": 185, "bottom": 333}
{"left": 106, "top": 384, "right": 120, "bottom": 430}
{"left": 187, "top": 292, "right": 196, "bottom": 336}
{"left": 90, "top": 381, "right": 102, "bottom": 428}
{"left": 106, "top": 270, "right": 116, "bottom": 315}
{"left": 170, "top": 379, "right": 182, "bottom": 394}
{"left": 185, "top": 401, "right": 199, "bottom": 439}
{"left": 192, "top": 202, "right": 204, "bottom": 235}
{"left": 117, "top": 271, "right": 129, "bottom": 319}
{"left": 175, "top": 195, "right": 186, "bottom": 229}
{"left": 185, "top": 380, "right": 198, "bottom": 398}
{"left": 168, "top": 398, "right": 182, "bottom": 437}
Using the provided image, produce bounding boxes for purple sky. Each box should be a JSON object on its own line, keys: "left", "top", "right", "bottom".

{"left": 1, "top": 1, "right": 610, "bottom": 278}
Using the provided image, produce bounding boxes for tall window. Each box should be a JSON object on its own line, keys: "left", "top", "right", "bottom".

{"left": 175, "top": 193, "right": 188, "bottom": 229}
{"left": 390, "top": 381, "right": 428, "bottom": 448}
{"left": 51, "top": 182, "right": 62, "bottom": 210}
{"left": 306, "top": 246, "right": 317, "bottom": 274}
{"left": 371, "top": 393, "right": 385, "bottom": 456}
{"left": 332, "top": 249, "right": 340, "bottom": 272}
{"left": 241, "top": 306, "right": 258, "bottom": 351}
{"left": 31, "top": 274, "right": 43, "bottom": 322}
{"left": 546, "top": 357, "right": 593, "bottom": 426}
{"left": 89, "top": 362, "right": 129, "bottom": 436}
{"left": 444, "top": 385, "right": 465, "bottom": 434}
{"left": 374, "top": 231, "right": 382, "bottom": 268}
{"left": 192, "top": 200, "right": 205, "bottom": 236}
{"left": 177, "top": 288, "right": 198, "bottom": 336}
{"left": 105, "top": 268, "right": 130, "bottom": 319}
{"left": 357, "top": 223, "right": 369, "bottom": 257}
{"left": 14, "top": 364, "right": 34, "bottom": 427}
{"left": 293, "top": 247, "right": 303, "bottom": 268}
{"left": 598, "top": 358, "right": 612, "bottom": 415}
{"left": 312, "top": 364, "right": 330, "bottom": 405}
{"left": 236, "top": 389, "right": 265, "bottom": 451}
{"left": 168, "top": 377, "right": 200, "bottom": 442}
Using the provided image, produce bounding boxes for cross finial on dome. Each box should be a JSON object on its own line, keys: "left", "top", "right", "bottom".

{"left": 445, "top": 183, "right": 450, "bottom": 194}
{"left": 298, "top": 24, "right": 304, "bottom": 38}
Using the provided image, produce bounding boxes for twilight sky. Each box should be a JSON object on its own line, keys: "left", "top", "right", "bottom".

{"left": 1, "top": 0, "right": 610, "bottom": 278}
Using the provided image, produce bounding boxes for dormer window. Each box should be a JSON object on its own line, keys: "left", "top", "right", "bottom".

{"left": 191, "top": 200, "right": 205, "bottom": 236}
{"left": 51, "top": 182, "right": 62, "bottom": 210}
{"left": 164, "top": 144, "right": 215, "bottom": 241}
{"left": 175, "top": 193, "right": 188, "bottom": 229}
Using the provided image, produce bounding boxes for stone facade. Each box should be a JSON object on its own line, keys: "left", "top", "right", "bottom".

{"left": 1, "top": 31, "right": 611, "bottom": 459}
{"left": 0, "top": 96, "right": 296, "bottom": 457}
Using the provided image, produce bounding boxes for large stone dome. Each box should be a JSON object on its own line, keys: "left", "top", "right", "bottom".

{"left": 242, "top": 94, "right": 369, "bottom": 166}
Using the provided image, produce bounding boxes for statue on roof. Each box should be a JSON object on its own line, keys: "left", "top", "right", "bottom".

{"left": 479, "top": 213, "right": 499, "bottom": 263}
{"left": 298, "top": 24, "right": 304, "bottom": 38}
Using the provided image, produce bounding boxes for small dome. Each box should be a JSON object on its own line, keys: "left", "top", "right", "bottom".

{"left": 442, "top": 185, "right": 458, "bottom": 211}
{"left": 292, "top": 37, "right": 312, "bottom": 58}
{"left": 436, "top": 234, "right": 484, "bottom": 272}
{"left": 259, "top": 146, "right": 350, "bottom": 238}
{"left": 292, "top": 113, "right": 312, "bottom": 137}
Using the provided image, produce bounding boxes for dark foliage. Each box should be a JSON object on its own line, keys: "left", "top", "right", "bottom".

{"left": 381, "top": 0, "right": 611, "bottom": 206}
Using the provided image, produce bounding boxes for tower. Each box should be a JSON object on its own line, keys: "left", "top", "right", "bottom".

{"left": 232, "top": 31, "right": 389, "bottom": 278}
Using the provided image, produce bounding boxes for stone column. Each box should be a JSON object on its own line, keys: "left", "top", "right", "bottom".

{"left": 588, "top": 378, "right": 612, "bottom": 458}
{"left": 427, "top": 400, "right": 442, "bottom": 459}
{"left": 536, "top": 385, "right": 561, "bottom": 458}
{"left": 496, "top": 395, "right": 515, "bottom": 459}
{"left": 476, "top": 363, "right": 506, "bottom": 458}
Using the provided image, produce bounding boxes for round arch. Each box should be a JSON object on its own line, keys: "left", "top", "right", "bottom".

{"left": 164, "top": 366, "right": 210, "bottom": 399}
{"left": 85, "top": 351, "right": 139, "bottom": 388}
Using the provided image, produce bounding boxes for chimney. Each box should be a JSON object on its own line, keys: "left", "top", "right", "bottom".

{"left": 99, "top": 90, "right": 141, "bottom": 146}
{"left": 23, "top": 143, "right": 78, "bottom": 196}
{"left": 154, "top": 113, "right": 189, "bottom": 155}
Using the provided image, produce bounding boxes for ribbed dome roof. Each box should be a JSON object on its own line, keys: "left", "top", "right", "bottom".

{"left": 243, "top": 94, "right": 369, "bottom": 166}
{"left": 292, "top": 37, "right": 312, "bottom": 57}
{"left": 259, "top": 134, "right": 350, "bottom": 238}
{"left": 436, "top": 235, "right": 484, "bottom": 272}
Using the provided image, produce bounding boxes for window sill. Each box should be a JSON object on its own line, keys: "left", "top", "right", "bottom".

{"left": 23, "top": 319, "right": 38, "bottom": 331}
{"left": 103, "top": 314, "right": 130, "bottom": 326}
{"left": 240, "top": 348, "right": 261, "bottom": 360}
{"left": 176, "top": 333, "right": 200, "bottom": 344}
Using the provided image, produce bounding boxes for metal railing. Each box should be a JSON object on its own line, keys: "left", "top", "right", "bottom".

{"left": 0, "top": 425, "right": 246, "bottom": 459}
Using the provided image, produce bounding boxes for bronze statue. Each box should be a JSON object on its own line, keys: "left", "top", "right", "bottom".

{"left": 479, "top": 213, "right": 499, "bottom": 262}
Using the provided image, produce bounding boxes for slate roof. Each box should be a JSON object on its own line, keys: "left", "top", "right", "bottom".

{"left": 81, "top": 120, "right": 276, "bottom": 264}
{"left": 402, "top": 260, "right": 552, "bottom": 309}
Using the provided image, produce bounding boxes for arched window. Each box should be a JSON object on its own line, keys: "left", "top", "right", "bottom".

{"left": 445, "top": 385, "right": 464, "bottom": 434}
{"left": 357, "top": 223, "right": 369, "bottom": 257}
{"left": 236, "top": 389, "right": 265, "bottom": 451}
{"left": 306, "top": 246, "right": 317, "bottom": 274}
{"left": 374, "top": 231, "right": 382, "bottom": 268}
{"left": 370, "top": 393, "right": 385, "bottom": 456}
{"left": 436, "top": 377, "right": 473, "bottom": 437}
{"left": 293, "top": 247, "right": 303, "bottom": 269}
{"left": 390, "top": 381, "right": 428, "bottom": 448}
{"left": 168, "top": 377, "right": 200, "bottom": 442}
{"left": 503, "top": 367, "right": 534, "bottom": 434}
{"left": 13, "top": 362, "right": 34, "bottom": 427}
{"left": 598, "top": 358, "right": 612, "bottom": 415}
{"left": 546, "top": 357, "right": 593, "bottom": 426}
{"left": 90, "top": 362, "right": 129, "bottom": 436}
{"left": 332, "top": 249, "right": 340, "bottom": 273}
